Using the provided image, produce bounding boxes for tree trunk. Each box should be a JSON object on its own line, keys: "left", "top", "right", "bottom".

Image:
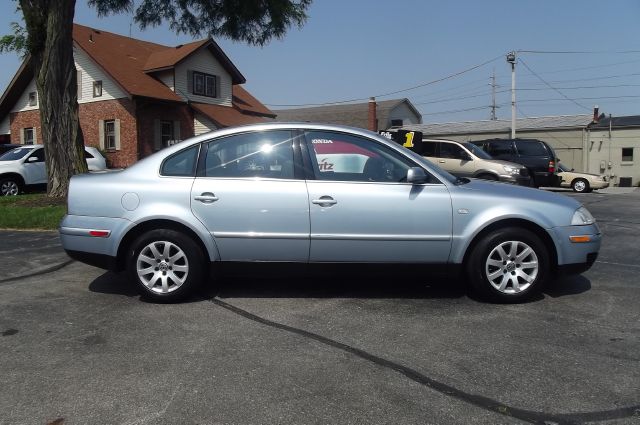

{"left": 20, "top": 0, "right": 87, "bottom": 198}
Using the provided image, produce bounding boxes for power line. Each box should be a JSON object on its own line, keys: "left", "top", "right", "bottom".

{"left": 266, "top": 54, "right": 505, "bottom": 108}
{"left": 518, "top": 58, "right": 591, "bottom": 111}
{"left": 418, "top": 105, "right": 493, "bottom": 116}
{"left": 518, "top": 49, "right": 640, "bottom": 54}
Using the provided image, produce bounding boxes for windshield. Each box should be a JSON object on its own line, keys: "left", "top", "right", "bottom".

{"left": 463, "top": 142, "right": 493, "bottom": 160}
{"left": 0, "top": 147, "right": 34, "bottom": 161}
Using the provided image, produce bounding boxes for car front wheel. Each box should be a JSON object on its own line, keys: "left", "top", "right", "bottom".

{"left": 572, "top": 178, "right": 590, "bottom": 193}
{"left": 0, "top": 177, "right": 21, "bottom": 196}
{"left": 466, "top": 227, "right": 550, "bottom": 302}
{"left": 128, "top": 229, "right": 205, "bottom": 302}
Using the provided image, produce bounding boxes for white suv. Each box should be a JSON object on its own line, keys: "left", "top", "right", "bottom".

{"left": 0, "top": 145, "right": 107, "bottom": 195}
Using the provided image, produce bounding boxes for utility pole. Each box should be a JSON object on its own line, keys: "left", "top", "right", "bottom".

{"left": 490, "top": 69, "right": 498, "bottom": 120}
{"left": 506, "top": 51, "right": 517, "bottom": 138}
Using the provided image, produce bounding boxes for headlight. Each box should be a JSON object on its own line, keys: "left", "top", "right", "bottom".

{"left": 502, "top": 165, "right": 520, "bottom": 175}
{"left": 571, "top": 206, "right": 595, "bottom": 225}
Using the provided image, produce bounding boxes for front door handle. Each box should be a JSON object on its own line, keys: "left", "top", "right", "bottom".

{"left": 438, "top": 160, "right": 446, "bottom": 163}
{"left": 194, "top": 192, "right": 219, "bottom": 204}
{"left": 311, "top": 196, "right": 337, "bottom": 207}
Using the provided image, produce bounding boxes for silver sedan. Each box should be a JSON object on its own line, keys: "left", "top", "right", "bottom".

{"left": 60, "top": 123, "right": 601, "bottom": 302}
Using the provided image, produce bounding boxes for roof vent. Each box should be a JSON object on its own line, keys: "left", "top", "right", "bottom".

{"left": 89, "top": 34, "right": 94, "bottom": 43}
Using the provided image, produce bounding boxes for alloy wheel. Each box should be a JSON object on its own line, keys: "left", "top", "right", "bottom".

{"left": 136, "top": 240, "right": 189, "bottom": 294}
{"left": 1, "top": 180, "right": 19, "bottom": 196}
{"left": 485, "top": 240, "right": 538, "bottom": 294}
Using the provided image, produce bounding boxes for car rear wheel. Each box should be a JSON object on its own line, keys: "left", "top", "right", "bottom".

{"left": 0, "top": 177, "right": 21, "bottom": 196}
{"left": 466, "top": 227, "right": 550, "bottom": 302}
{"left": 572, "top": 178, "right": 590, "bottom": 193}
{"left": 128, "top": 229, "right": 205, "bottom": 302}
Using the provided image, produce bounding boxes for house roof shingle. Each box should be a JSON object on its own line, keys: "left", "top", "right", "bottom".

{"left": 274, "top": 98, "right": 421, "bottom": 129}
{"left": 192, "top": 102, "right": 270, "bottom": 128}
{"left": 402, "top": 115, "right": 594, "bottom": 136}
{"left": 0, "top": 23, "right": 273, "bottom": 127}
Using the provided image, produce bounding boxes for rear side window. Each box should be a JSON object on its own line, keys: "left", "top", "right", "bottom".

{"left": 486, "top": 140, "right": 513, "bottom": 156}
{"left": 161, "top": 145, "right": 199, "bottom": 176}
{"left": 422, "top": 142, "right": 438, "bottom": 157}
{"left": 203, "top": 130, "right": 294, "bottom": 179}
{"left": 515, "top": 140, "right": 548, "bottom": 157}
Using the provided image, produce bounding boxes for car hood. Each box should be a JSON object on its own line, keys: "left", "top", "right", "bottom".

{"left": 489, "top": 159, "right": 527, "bottom": 169}
{"left": 450, "top": 178, "right": 581, "bottom": 228}
{"left": 0, "top": 160, "right": 21, "bottom": 166}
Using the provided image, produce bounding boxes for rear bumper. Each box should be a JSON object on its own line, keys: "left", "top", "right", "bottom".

{"left": 65, "top": 249, "right": 119, "bottom": 271}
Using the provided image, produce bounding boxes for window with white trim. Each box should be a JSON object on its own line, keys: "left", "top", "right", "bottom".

{"left": 161, "top": 121, "right": 174, "bottom": 147}
{"left": 93, "top": 80, "right": 103, "bottom": 97}
{"left": 24, "top": 128, "right": 34, "bottom": 145}
{"left": 192, "top": 71, "right": 217, "bottom": 97}
{"left": 622, "top": 148, "right": 634, "bottom": 162}
{"left": 104, "top": 120, "right": 116, "bottom": 150}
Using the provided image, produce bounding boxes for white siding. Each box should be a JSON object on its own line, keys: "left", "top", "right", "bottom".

{"left": 74, "top": 45, "right": 126, "bottom": 103}
{"left": 175, "top": 48, "right": 232, "bottom": 106}
{"left": 194, "top": 113, "right": 217, "bottom": 135}
{"left": 387, "top": 104, "right": 421, "bottom": 127}
{"left": 11, "top": 78, "right": 39, "bottom": 112}
{"left": 0, "top": 115, "right": 10, "bottom": 134}
{"left": 155, "top": 69, "right": 174, "bottom": 91}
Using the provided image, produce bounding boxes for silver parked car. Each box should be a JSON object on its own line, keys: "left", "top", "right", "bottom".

{"left": 60, "top": 123, "right": 601, "bottom": 302}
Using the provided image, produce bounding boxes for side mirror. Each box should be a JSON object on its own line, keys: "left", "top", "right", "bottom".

{"left": 407, "top": 167, "right": 428, "bottom": 184}
{"left": 461, "top": 152, "right": 472, "bottom": 161}
{"left": 27, "top": 156, "right": 38, "bottom": 163}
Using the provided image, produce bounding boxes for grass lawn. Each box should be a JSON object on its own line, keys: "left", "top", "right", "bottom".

{"left": 0, "top": 194, "right": 66, "bottom": 230}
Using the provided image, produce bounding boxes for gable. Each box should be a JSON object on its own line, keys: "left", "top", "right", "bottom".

{"left": 74, "top": 45, "right": 127, "bottom": 103}
{"left": 175, "top": 48, "right": 233, "bottom": 107}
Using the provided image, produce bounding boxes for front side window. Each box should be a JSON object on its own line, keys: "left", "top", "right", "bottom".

{"left": 24, "top": 128, "right": 34, "bottom": 145}
{"left": 306, "top": 131, "right": 417, "bottom": 183}
{"left": 204, "top": 130, "right": 294, "bottom": 179}
{"left": 27, "top": 147, "right": 45, "bottom": 163}
{"left": 193, "top": 71, "right": 217, "bottom": 97}
{"left": 439, "top": 142, "right": 466, "bottom": 159}
{"left": 622, "top": 147, "right": 634, "bottom": 162}
{"left": 104, "top": 120, "right": 116, "bottom": 150}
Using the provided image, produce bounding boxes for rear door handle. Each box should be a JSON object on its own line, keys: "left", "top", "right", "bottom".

{"left": 311, "top": 196, "right": 337, "bottom": 207}
{"left": 194, "top": 192, "right": 219, "bottom": 204}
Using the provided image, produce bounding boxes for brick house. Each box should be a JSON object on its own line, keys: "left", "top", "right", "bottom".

{"left": 0, "top": 23, "right": 275, "bottom": 167}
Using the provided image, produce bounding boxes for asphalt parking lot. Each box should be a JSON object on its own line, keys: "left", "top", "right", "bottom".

{"left": 1, "top": 189, "right": 639, "bottom": 425}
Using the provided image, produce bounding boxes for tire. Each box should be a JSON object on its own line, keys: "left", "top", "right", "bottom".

{"left": 0, "top": 177, "right": 21, "bottom": 196}
{"left": 572, "top": 178, "right": 590, "bottom": 193}
{"left": 128, "top": 229, "right": 205, "bottom": 302}
{"left": 466, "top": 227, "right": 550, "bottom": 302}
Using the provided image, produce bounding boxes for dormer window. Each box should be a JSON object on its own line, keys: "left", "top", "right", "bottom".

{"left": 93, "top": 80, "right": 103, "bottom": 97}
{"left": 192, "top": 71, "right": 217, "bottom": 98}
{"left": 28, "top": 92, "right": 37, "bottom": 106}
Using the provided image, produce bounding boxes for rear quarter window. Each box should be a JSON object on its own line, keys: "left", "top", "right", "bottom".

{"left": 161, "top": 145, "right": 199, "bottom": 176}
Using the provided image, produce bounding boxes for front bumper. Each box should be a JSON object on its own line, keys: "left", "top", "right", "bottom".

{"left": 550, "top": 223, "right": 601, "bottom": 275}
{"left": 498, "top": 174, "right": 532, "bottom": 186}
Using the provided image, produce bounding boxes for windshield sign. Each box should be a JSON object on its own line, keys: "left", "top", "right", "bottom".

{"left": 0, "top": 147, "right": 33, "bottom": 161}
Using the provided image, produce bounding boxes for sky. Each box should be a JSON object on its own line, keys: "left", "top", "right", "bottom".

{"left": 1, "top": 0, "right": 640, "bottom": 124}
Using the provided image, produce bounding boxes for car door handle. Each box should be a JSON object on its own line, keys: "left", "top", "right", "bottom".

{"left": 194, "top": 192, "right": 219, "bottom": 203}
{"left": 312, "top": 196, "right": 337, "bottom": 207}
{"left": 438, "top": 160, "right": 446, "bottom": 163}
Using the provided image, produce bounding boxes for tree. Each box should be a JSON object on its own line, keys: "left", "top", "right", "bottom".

{"left": 0, "top": 0, "right": 311, "bottom": 197}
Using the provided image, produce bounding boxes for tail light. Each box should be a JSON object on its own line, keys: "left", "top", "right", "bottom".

{"left": 548, "top": 160, "right": 555, "bottom": 173}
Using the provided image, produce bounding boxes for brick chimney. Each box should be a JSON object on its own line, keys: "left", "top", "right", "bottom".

{"left": 593, "top": 105, "right": 599, "bottom": 123}
{"left": 368, "top": 97, "right": 378, "bottom": 132}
